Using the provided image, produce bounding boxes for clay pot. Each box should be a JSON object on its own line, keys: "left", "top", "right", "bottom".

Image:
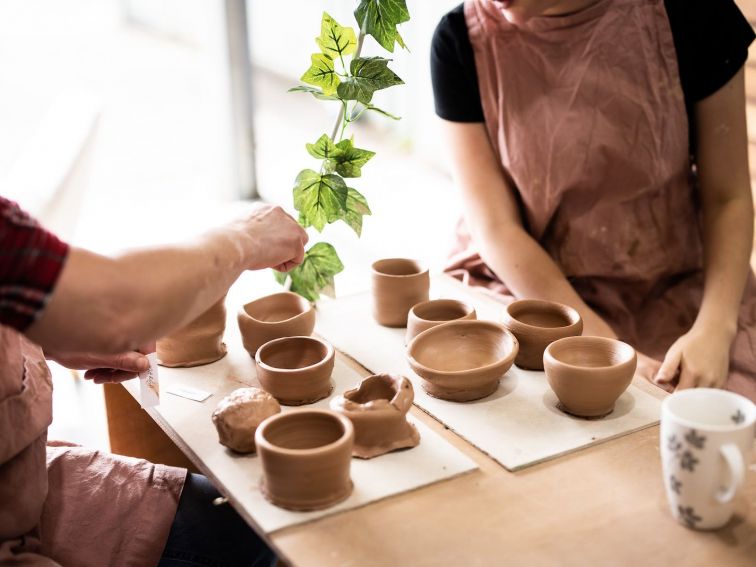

{"left": 330, "top": 374, "right": 420, "bottom": 459}
{"left": 405, "top": 299, "right": 476, "bottom": 344}
{"left": 544, "top": 336, "right": 637, "bottom": 418}
{"left": 406, "top": 320, "right": 519, "bottom": 402}
{"left": 255, "top": 409, "right": 354, "bottom": 511}
{"left": 255, "top": 336, "right": 334, "bottom": 405}
{"left": 371, "top": 258, "right": 430, "bottom": 328}
{"left": 238, "top": 291, "right": 316, "bottom": 357}
{"left": 502, "top": 299, "right": 583, "bottom": 370}
{"left": 211, "top": 387, "right": 281, "bottom": 454}
{"left": 157, "top": 296, "right": 227, "bottom": 367}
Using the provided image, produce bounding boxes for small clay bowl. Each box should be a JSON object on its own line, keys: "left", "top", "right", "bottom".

{"left": 255, "top": 336, "right": 335, "bottom": 405}
{"left": 238, "top": 291, "right": 316, "bottom": 357}
{"left": 157, "top": 296, "right": 228, "bottom": 367}
{"left": 502, "top": 299, "right": 583, "bottom": 370}
{"left": 544, "top": 336, "right": 637, "bottom": 418}
{"left": 255, "top": 409, "right": 354, "bottom": 511}
{"left": 405, "top": 299, "right": 477, "bottom": 344}
{"left": 371, "top": 258, "right": 430, "bottom": 328}
{"left": 330, "top": 373, "right": 420, "bottom": 459}
{"left": 406, "top": 320, "right": 519, "bottom": 402}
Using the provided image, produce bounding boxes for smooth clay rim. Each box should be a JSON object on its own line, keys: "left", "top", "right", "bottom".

{"left": 543, "top": 336, "right": 635, "bottom": 373}
{"left": 407, "top": 320, "right": 519, "bottom": 377}
{"left": 255, "top": 409, "right": 354, "bottom": 457}
{"left": 239, "top": 291, "right": 313, "bottom": 325}
{"left": 255, "top": 336, "right": 335, "bottom": 374}
{"left": 504, "top": 298, "right": 581, "bottom": 333}
{"left": 371, "top": 257, "right": 428, "bottom": 278}
{"left": 409, "top": 298, "right": 475, "bottom": 323}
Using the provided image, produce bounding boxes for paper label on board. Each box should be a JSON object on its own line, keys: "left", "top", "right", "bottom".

{"left": 166, "top": 385, "right": 212, "bottom": 402}
{"left": 138, "top": 352, "right": 160, "bottom": 407}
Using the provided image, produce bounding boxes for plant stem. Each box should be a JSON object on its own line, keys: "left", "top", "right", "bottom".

{"left": 330, "top": 31, "right": 366, "bottom": 141}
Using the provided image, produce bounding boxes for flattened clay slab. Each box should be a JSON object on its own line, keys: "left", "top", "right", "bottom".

{"left": 122, "top": 306, "right": 476, "bottom": 533}
{"left": 315, "top": 275, "right": 662, "bottom": 471}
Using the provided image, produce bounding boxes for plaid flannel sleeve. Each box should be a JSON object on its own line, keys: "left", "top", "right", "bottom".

{"left": 0, "top": 197, "right": 70, "bottom": 331}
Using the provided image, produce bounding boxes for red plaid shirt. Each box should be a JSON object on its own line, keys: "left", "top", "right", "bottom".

{"left": 0, "top": 197, "right": 69, "bottom": 331}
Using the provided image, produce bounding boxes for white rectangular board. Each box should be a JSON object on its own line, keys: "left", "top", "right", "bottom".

{"left": 123, "top": 313, "right": 477, "bottom": 534}
{"left": 315, "top": 276, "right": 662, "bottom": 471}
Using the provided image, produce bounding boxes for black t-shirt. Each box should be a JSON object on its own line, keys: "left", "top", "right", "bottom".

{"left": 431, "top": 0, "right": 755, "bottom": 123}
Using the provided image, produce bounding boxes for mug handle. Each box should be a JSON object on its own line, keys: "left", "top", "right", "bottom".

{"left": 716, "top": 443, "right": 745, "bottom": 504}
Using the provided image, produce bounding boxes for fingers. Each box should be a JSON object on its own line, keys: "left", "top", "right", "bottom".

{"left": 85, "top": 368, "right": 139, "bottom": 384}
{"left": 654, "top": 346, "right": 681, "bottom": 385}
{"left": 108, "top": 351, "right": 150, "bottom": 372}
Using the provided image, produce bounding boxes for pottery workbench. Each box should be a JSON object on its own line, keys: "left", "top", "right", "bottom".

{"left": 116, "top": 281, "right": 756, "bottom": 567}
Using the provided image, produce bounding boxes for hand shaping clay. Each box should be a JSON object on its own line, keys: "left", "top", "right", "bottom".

{"left": 255, "top": 409, "right": 354, "bottom": 511}
{"left": 238, "top": 292, "right": 315, "bottom": 357}
{"left": 330, "top": 373, "right": 420, "bottom": 459}
{"left": 157, "top": 296, "right": 227, "bottom": 367}
{"left": 211, "top": 387, "right": 281, "bottom": 453}
{"left": 371, "top": 258, "right": 429, "bottom": 328}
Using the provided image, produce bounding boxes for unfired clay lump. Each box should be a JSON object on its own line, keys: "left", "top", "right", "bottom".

{"left": 212, "top": 387, "right": 281, "bottom": 453}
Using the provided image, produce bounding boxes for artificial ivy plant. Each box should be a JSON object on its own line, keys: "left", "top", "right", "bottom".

{"left": 274, "top": 0, "right": 410, "bottom": 301}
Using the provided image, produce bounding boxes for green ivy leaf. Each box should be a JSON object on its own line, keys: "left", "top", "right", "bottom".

{"left": 293, "top": 169, "right": 348, "bottom": 232}
{"left": 354, "top": 0, "right": 410, "bottom": 53}
{"left": 351, "top": 102, "right": 401, "bottom": 121}
{"left": 287, "top": 242, "right": 345, "bottom": 301}
{"left": 273, "top": 270, "right": 288, "bottom": 286}
{"left": 316, "top": 12, "right": 357, "bottom": 60}
{"left": 342, "top": 187, "right": 371, "bottom": 236}
{"left": 301, "top": 53, "right": 340, "bottom": 95}
{"left": 326, "top": 138, "right": 375, "bottom": 178}
{"left": 337, "top": 57, "right": 403, "bottom": 104}
{"left": 306, "top": 134, "right": 342, "bottom": 160}
{"left": 288, "top": 85, "right": 339, "bottom": 101}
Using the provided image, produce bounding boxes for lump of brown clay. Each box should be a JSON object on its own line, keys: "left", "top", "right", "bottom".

{"left": 255, "top": 409, "right": 354, "bottom": 511}
{"left": 407, "top": 320, "right": 518, "bottom": 402}
{"left": 330, "top": 373, "right": 420, "bottom": 459}
{"left": 157, "top": 296, "right": 227, "bottom": 367}
{"left": 211, "top": 387, "right": 281, "bottom": 453}
{"left": 371, "top": 258, "right": 429, "bottom": 328}
{"left": 502, "top": 299, "right": 582, "bottom": 370}
{"left": 238, "top": 292, "right": 315, "bottom": 357}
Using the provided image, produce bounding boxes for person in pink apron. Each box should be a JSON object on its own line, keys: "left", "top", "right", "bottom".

{"left": 0, "top": 196, "right": 307, "bottom": 565}
{"left": 431, "top": 0, "right": 756, "bottom": 400}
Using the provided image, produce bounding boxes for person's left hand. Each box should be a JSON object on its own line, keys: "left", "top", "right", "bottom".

{"left": 47, "top": 344, "right": 155, "bottom": 384}
{"left": 653, "top": 326, "right": 732, "bottom": 392}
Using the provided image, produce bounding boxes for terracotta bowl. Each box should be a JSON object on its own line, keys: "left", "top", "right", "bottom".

{"left": 330, "top": 373, "right": 420, "bottom": 459}
{"left": 544, "top": 336, "right": 637, "bottom": 418}
{"left": 238, "top": 291, "right": 316, "bottom": 357}
{"left": 157, "top": 296, "right": 227, "bottom": 367}
{"left": 406, "top": 320, "right": 519, "bottom": 402}
{"left": 405, "top": 299, "right": 477, "bottom": 344}
{"left": 255, "top": 336, "right": 335, "bottom": 405}
{"left": 371, "top": 258, "right": 430, "bottom": 328}
{"left": 502, "top": 299, "right": 583, "bottom": 370}
{"left": 255, "top": 409, "right": 354, "bottom": 511}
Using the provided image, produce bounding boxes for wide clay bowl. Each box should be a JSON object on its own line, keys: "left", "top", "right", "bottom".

{"left": 371, "top": 258, "right": 430, "bottom": 328}
{"left": 330, "top": 373, "right": 420, "bottom": 459}
{"left": 238, "top": 291, "right": 315, "bottom": 357}
{"left": 255, "top": 336, "right": 335, "bottom": 405}
{"left": 405, "top": 299, "right": 477, "bottom": 344}
{"left": 406, "top": 320, "right": 518, "bottom": 402}
{"left": 544, "top": 336, "right": 637, "bottom": 418}
{"left": 255, "top": 409, "right": 354, "bottom": 511}
{"left": 157, "top": 296, "right": 227, "bottom": 367}
{"left": 502, "top": 299, "right": 583, "bottom": 370}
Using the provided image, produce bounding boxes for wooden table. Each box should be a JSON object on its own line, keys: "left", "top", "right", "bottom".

{"left": 117, "top": 287, "right": 756, "bottom": 567}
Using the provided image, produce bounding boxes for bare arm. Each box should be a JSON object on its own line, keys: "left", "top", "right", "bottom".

{"left": 27, "top": 205, "right": 308, "bottom": 355}
{"left": 656, "top": 67, "right": 754, "bottom": 389}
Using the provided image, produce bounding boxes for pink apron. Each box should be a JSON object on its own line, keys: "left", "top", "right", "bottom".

{"left": 0, "top": 326, "right": 186, "bottom": 566}
{"left": 449, "top": 0, "right": 756, "bottom": 399}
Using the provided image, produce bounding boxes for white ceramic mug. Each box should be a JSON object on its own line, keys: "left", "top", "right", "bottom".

{"left": 660, "top": 388, "right": 755, "bottom": 530}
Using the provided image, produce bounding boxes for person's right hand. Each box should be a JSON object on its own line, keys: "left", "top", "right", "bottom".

{"left": 235, "top": 204, "right": 308, "bottom": 272}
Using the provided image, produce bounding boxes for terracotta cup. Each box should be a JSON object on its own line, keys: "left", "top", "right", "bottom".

{"left": 502, "top": 299, "right": 582, "bottom": 370}
{"left": 238, "top": 291, "right": 315, "bottom": 357}
{"left": 330, "top": 373, "right": 420, "bottom": 459}
{"left": 407, "top": 320, "right": 518, "bottom": 402}
{"left": 405, "top": 299, "right": 476, "bottom": 345}
{"left": 255, "top": 336, "right": 335, "bottom": 405}
{"left": 371, "top": 258, "right": 430, "bottom": 328}
{"left": 211, "top": 387, "right": 281, "bottom": 454}
{"left": 157, "top": 296, "right": 227, "bottom": 367}
{"left": 544, "top": 336, "right": 637, "bottom": 418}
{"left": 255, "top": 409, "right": 354, "bottom": 511}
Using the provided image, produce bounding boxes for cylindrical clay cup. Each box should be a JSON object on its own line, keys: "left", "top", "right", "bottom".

{"left": 371, "top": 258, "right": 430, "bottom": 328}
{"left": 157, "top": 296, "right": 227, "bottom": 367}
{"left": 255, "top": 409, "right": 354, "bottom": 511}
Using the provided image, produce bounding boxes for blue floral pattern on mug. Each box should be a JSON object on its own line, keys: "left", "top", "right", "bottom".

{"left": 677, "top": 506, "right": 702, "bottom": 528}
{"left": 731, "top": 409, "right": 745, "bottom": 425}
{"left": 669, "top": 475, "right": 682, "bottom": 495}
{"left": 684, "top": 429, "right": 706, "bottom": 450}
